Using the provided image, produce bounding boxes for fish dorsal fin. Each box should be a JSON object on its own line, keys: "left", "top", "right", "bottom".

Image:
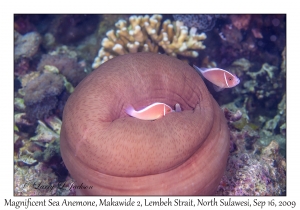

{"left": 213, "top": 84, "right": 224, "bottom": 92}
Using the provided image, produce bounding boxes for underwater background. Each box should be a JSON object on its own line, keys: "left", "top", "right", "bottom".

{"left": 13, "top": 14, "right": 286, "bottom": 195}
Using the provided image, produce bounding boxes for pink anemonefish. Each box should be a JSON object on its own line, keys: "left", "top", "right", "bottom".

{"left": 193, "top": 65, "right": 240, "bottom": 91}
{"left": 126, "top": 102, "right": 177, "bottom": 120}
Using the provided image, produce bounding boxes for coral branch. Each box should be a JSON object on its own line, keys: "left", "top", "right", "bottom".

{"left": 92, "top": 15, "right": 207, "bottom": 68}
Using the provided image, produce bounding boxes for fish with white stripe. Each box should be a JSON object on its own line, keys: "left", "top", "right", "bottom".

{"left": 126, "top": 102, "right": 179, "bottom": 120}
{"left": 193, "top": 65, "right": 240, "bottom": 91}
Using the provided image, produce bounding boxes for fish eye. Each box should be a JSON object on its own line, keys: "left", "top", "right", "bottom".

{"left": 228, "top": 77, "right": 232, "bottom": 80}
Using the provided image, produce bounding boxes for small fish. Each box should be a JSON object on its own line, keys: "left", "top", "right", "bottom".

{"left": 193, "top": 65, "right": 240, "bottom": 91}
{"left": 126, "top": 102, "right": 174, "bottom": 120}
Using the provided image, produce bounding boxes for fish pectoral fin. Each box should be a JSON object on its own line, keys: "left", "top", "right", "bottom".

{"left": 213, "top": 84, "right": 224, "bottom": 92}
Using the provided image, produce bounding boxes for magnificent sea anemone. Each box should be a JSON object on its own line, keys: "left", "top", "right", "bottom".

{"left": 60, "top": 52, "right": 229, "bottom": 195}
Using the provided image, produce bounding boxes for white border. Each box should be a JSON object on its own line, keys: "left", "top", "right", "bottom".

{"left": 1, "top": 1, "right": 298, "bottom": 210}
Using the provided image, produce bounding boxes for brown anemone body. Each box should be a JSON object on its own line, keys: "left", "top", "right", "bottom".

{"left": 60, "top": 52, "right": 229, "bottom": 195}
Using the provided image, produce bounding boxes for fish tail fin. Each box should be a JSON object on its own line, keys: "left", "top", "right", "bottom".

{"left": 125, "top": 105, "right": 136, "bottom": 117}
{"left": 193, "top": 65, "right": 206, "bottom": 73}
{"left": 193, "top": 65, "right": 208, "bottom": 79}
{"left": 175, "top": 103, "right": 182, "bottom": 112}
{"left": 193, "top": 65, "right": 201, "bottom": 72}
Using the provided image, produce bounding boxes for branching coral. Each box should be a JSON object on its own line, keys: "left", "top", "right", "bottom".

{"left": 92, "top": 15, "right": 207, "bottom": 68}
